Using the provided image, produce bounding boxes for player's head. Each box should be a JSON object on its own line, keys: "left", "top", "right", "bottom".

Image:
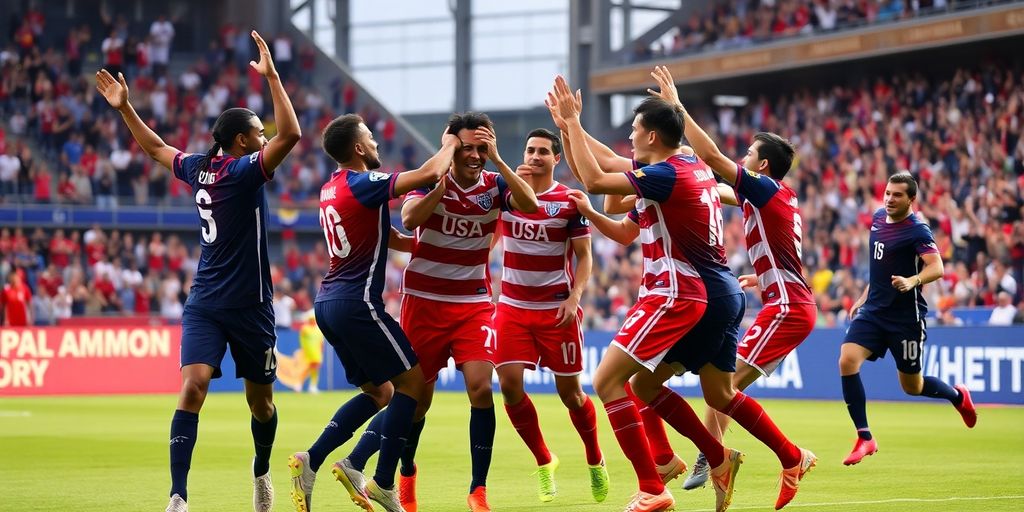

{"left": 447, "top": 111, "right": 493, "bottom": 182}
{"left": 197, "top": 108, "right": 264, "bottom": 174}
{"left": 322, "top": 114, "right": 381, "bottom": 170}
{"left": 521, "top": 128, "right": 562, "bottom": 178}
{"left": 629, "top": 97, "right": 683, "bottom": 162}
{"left": 884, "top": 172, "right": 918, "bottom": 218}
{"left": 744, "top": 132, "right": 795, "bottom": 180}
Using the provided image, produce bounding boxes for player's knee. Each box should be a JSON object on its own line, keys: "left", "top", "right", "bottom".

{"left": 592, "top": 373, "right": 624, "bottom": 402}
{"left": 900, "top": 379, "right": 923, "bottom": 395}
{"left": 704, "top": 388, "right": 735, "bottom": 411}
{"left": 466, "top": 380, "right": 494, "bottom": 407}
{"left": 498, "top": 379, "right": 525, "bottom": 404}
{"left": 180, "top": 378, "right": 209, "bottom": 406}
{"left": 557, "top": 387, "right": 585, "bottom": 409}
{"left": 362, "top": 384, "right": 394, "bottom": 409}
{"left": 249, "top": 399, "right": 274, "bottom": 421}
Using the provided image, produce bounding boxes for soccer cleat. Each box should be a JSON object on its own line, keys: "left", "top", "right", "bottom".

{"left": 589, "top": 459, "right": 610, "bottom": 503}
{"left": 954, "top": 384, "right": 977, "bottom": 428}
{"left": 710, "top": 449, "right": 744, "bottom": 512}
{"left": 399, "top": 466, "right": 417, "bottom": 512}
{"left": 775, "top": 448, "right": 817, "bottom": 510}
{"left": 288, "top": 452, "right": 317, "bottom": 512}
{"left": 365, "top": 478, "right": 406, "bottom": 512}
{"left": 467, "top": 486, "right": 491, "bottom": 512}
{"left": 166, "top": 494, "right": 188, "bottom": 512}
{"left": 656, "top": 453, "right": 687, "bottom": 484}
{"left": 682, "top": 453, "right": 709, "bottom": 490}
{"left": 537, "top": 453, "right": 559, "bottom": 502}
{"left": 842, "top": 437, "right": 878, "bottom": 466}
{"left": 623, "top": 489, "right": 675, "bottom": 511}
{"left": 332, "top": 458, "right": 374, "bottom": 511}
{"left": 253, "top": 467, "right": 274, "bottom": 512}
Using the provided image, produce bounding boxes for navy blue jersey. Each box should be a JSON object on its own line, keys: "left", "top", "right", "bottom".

{"left": 173, "top": 150, "right": 273, "bottom": 308}
{"left": 862, "top": 208, "right": 939, "bottom": 321}
{"left": 316, "top": 169, "right": 399, "bottom": 303}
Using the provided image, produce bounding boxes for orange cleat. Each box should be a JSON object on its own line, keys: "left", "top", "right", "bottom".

{"left": 467, "top": 486, "right": 491, "bottom": 512}
{"left": 775, "top": 448, "right": 817, "bottom": 510}
{"left": 399, "top": 465, "right": 417, "bottom": 512}
{"left": 710, "top": 449, "right": 744, "bottom": 512}
{"left": 656, "top": 454, "right": 687, "bottom": 484}
{"left": 623, "top": 489, "right": 675, "bottom": 511}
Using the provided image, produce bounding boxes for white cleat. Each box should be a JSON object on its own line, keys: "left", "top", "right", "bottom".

{"left": 366, "top": 478, "right": 406, "bottom": 512}
{"left": 166, "top": 494, "right": 188, "bottom": 512}
{"left": 254, "top": 467, "right": 274, "bottom": 512}
{"left": 288, "top": 452, "right": 317, "bottom": 512}
{"left": 332, "top": 457, "right": 374, "bottom": 511}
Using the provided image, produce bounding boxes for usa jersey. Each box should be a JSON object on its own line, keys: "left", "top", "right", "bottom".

{"left": 625, "top": 153, "right": 735, "bottom": 301}
{"left": 499, "top": 182, "right": 590, "bottom": 309}
{"left": 316, "top": 169, "right": 399, "bottom": 303}
{"left": 862, "top": 208, "right": 938, "bottom": 321}
{"left": 173, "top": 150, "right": 272, "bottom": 308}
{"left": 403, "top": 171, "right": 510, "bottom": 303}
{"left": 732, "top": 164, "right": 814, "bottom": 306}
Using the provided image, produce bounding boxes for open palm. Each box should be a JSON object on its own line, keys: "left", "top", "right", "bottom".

{"left": 249, "top": 30, "right": 277, "bottom": 77}
{"left": 95, "top": 69, "right": 128, "bottom": 110}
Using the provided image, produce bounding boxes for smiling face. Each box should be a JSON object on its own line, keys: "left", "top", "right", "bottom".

{"left": 452, "top": 127, "right": 488, "bottom": 183}
{"left": 884, "top": 181, "right": 914, "bottom": 219}
{"left": 522, "top": 136, "right": 560, "bottom": 177}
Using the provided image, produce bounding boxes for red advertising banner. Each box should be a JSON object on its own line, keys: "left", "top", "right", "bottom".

{"left": 0, "top": 326, "right": 181, "bottom": 396}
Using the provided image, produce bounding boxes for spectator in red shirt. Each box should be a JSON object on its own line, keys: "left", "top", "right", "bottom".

{"left": 1, "top": 272, "right": 32, "bottom": 326}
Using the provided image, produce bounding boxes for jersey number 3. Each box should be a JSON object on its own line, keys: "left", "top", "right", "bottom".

{"left": 320, "top": 205, "right": 352, "bottom": 259}
{"left": 195, "top": 189, "right": 217, "bottom": 243}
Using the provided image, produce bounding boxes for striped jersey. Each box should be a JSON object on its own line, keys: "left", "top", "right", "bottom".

{"left": 172, "top": 149, "right": 272, "bottom": 308}
{"left": 498, "top": 182, "right": 590, "bottom": 310}
{"left": 315, "top": 169, "right": 398, "bottom": 303}
{"left": 402, "top": 170, "right": 510, "bottom": 303}
{"left": 732, "top": 164, "right": 814, "bottom": 306}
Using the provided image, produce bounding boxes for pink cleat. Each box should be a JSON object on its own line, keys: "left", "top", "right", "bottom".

{"left": 842, "top": 438, "right": 878, "bottom": 466}
{"left": 953, "top": 385, "right": 977, "bottom": 428}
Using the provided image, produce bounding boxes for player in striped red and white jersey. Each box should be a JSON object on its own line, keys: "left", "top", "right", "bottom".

{"left": 399, "top": 112, "right": 538, "bottom": 512}
{"left": 493, "top": 128, "right": 609, "bottom": 503}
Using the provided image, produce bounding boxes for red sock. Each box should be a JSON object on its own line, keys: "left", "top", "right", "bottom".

{"left": 505, "top": 394, "right": 552, "bottom": 465}
{"left": 625, "top": 383, "right": 674, "bottom": 466}
{"left": 567, "top": 395, "right": 603, "bottom": 465}
{"left": 720, "top": 392, "right": 800, "bottom": 468}
{"left": 650, "top": 387, "right": 725, "bottom": 468}
{"left": 604, "top": 396, "right": 664, "bottom": 495}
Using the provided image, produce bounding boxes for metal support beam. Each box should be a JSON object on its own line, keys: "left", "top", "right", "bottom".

{"left": 334, "top": 0, "right": 350, "bottom": 63}
{"left": 453, "top": 0, "right": 472, "bottom": 111}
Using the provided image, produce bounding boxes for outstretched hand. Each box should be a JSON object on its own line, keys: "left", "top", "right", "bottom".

{"left": 546, "top": 88, "right": 582, "bottom": 132}
{"left": 547, "top": 75, "right": 581, "bottom": 124}
{"left": 647, "top": 65, "right": 682, "bottom": 109}
{"left": 249, "top": 30, "right": 278, "bottom": 78}
{"left": 95, "top": 69, "right": 129, "bottom": 110}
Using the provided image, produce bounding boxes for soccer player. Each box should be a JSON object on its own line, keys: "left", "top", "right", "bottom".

{"left": 839, "top": 172, "right": 976, "bottom": 465}
{"left": 648, "top": 66, "right": 818, "bottom": 508}
{"left": 286, "top": 114, "right": 459, "bottom": 512}
{"left": 493, "top": 128, "right": 609, "bottom": 503}
{"left": 97, "top": 31, "right": 300, "bottom": 512}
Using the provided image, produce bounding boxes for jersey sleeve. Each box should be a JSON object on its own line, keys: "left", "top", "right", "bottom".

{"left": 350, "top": 171, "right": 400, "bottom": 208}
{"left": 623, "top": 162, "right": 675, "bottom": 202}
{"left": 732, "top": 163, "right": 780, "bottom": 208}
{"left": 568, "top": 211, "right": 591, "bottom": 239}
{"left": 172, "top": 152, "right": 199, "bottom": 186}
{"left": 403, "top": 185, "right": 431, "bottom": 204}
{"left": 230, "top": 149, "right": 271, "bottom": 189}
{"left": 627, "top": 209, "right": 640, "bottom": 224}
{"left": 915, "top": 224, "right": 939, "bottom": 256}
{"left": 495, "top": 174, "right": 513, "bottom": 211}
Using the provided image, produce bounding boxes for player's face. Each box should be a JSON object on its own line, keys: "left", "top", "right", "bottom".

{"left": 522, "top": 137, "right": 560, "bottom": 177}
{"left": 453, "top": 127, "right": 488, "bottom": 182}
{"left": 884, "top": 182, "right": 914, "bottom": 218}
{"left": 629, "top": 114, "right": 653, "bottom": 161}
{"left": 239, "top": 117, "right": 268, "bottom": 154}
{"left": 356, "top": 123, "right": 382, "bottom": 170}
{"left": 743, "top": 140, "right": 768, "bottom": 175}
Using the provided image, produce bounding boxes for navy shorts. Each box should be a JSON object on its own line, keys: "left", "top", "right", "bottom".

{"left": 664, "top": 293, "right": 745, "bottom": 375}
{"left": 315, "top": 298, "right": 418, "bottom": 387}
{"left": 180, "top": 302, "right": 277, "bottom": 384}
{"left": 843, "top": 310, "right": 927, "bottom": 374}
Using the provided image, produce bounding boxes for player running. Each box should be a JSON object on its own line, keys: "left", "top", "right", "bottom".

{"left": 839, "top": 172, "right": 976, "bottom": 465}
{"left": 286, "top": 114, "right": 459, "bottom": 512}
{"left": 98, "top": 31, "right": 300, "bottom": 512}
{"left": 493, "top": 128, "right": 609, "bottom": 503}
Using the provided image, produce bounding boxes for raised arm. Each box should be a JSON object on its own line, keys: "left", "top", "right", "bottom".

{"left": 249, "top": 31, "right": 301, "bottom": 174}
{"left": 393, "top": 130, "right": 460, "bottom": 196}
{"left": 547, "top": 89, "right": 632, "bottom": 173}
{"left": 567, "top": 189, "right": 639, "bottom": 246}
{"left": 96, "top": 69, "right": 179, "bottom": 170}
{"left": 401, "top": 176, "right": 447, "bottom": 231}
{"left": 478, "top": 127, "right": 538, "bottom": 213}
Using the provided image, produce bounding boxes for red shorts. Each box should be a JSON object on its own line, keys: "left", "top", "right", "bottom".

{"left": 737, "top": 303, "right": 816, "bottom": 376}
{"left": 612, "top": 295, "right": 706, "bottom": 372}
{"left": 400, "top": 295, "right": 496, "bottom": 382}
{"left": 494, "top": 302, "right": 584, "bottom": 375}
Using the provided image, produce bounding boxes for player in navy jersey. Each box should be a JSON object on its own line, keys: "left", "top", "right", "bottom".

{"left": 839, "top": 173, "right": 976, "bottom": 466}
{"left": 286, "top": 114, "right": 459, "bottom": 512}
{"left": 97, "top": 31, "right": 300, "bottom": 512}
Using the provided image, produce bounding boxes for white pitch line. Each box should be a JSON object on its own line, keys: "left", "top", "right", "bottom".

{"left": 689, "top": 495, "right": 1024, "bottom": 511}
{"left": 0, "top": 410, "right": 32, "bottom": 417}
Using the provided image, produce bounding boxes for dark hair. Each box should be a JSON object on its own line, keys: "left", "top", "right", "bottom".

{"left": 447, "top": 111, "right": 493, "bottom": 135}
{"left": 888, "top": 172, "right": 918, "bottom": 199}
{"left": 526, "top": 128, "right": 562, "bottom": 156}
{"left": 322, "top": 114, "right": 365, "bottom": 164}
{"left": 632, "top": 98, "right": 683, "bottom": 148}
{"left": 199, "top": 107, "right": 257, "bottom": 174}
{"left": 752, "top": 132, "right": 796, "bottom": 180}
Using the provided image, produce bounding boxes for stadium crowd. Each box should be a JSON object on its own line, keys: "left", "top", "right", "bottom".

{"left": 2, "top": 7, "right": 1024, "bottom": 330}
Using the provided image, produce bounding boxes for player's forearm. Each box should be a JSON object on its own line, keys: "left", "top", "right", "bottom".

{"left": 681, "top": 109, "right": 737, "bottom": 184}
{"left": 117, "top": 102, "right": 170, "bottom": 162}
{"left": 584, "top": 129, "right": 631, "bottom": 173}
{"left": 496, "top": 156, "right": 539, "bottom": 213}
{"left": 396, "top": 143, "right": 457, "bottom": 195}
{"left": 570, "top": 249, "right": 592, "bottom": 302}
{"left": 603, "top": 194, "right": 633, "bottom": 215}
{"left": 401, "top": 193, "right": 442, "bottom": 230}
{"left": 916, "top": 259, "right": 944, "bottom": 286}
{"left": 588, "top": 215, "right": 636, "bottom": 246}
{"left": 561, "top": 131, "right": 584, "bottom": 183}
{"left": 564, "top": 119, "right": 617, "bottom": 194}
{"left": 266, "top": 75, "right": 301, "bottom": 144}
{"left": 388, "top": 227, "right": 413, "bottom": 252}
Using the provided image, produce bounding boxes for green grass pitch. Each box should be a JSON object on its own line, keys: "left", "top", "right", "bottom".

{"left": 2, "top": 391, "right": 1022, "bottom": 511}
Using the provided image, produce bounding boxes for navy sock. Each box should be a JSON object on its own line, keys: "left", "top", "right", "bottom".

{"left": 373, "top": 392, "right": 418, "bottom": 489}
{"left": 169, "top": 410, "right": 199, "bottom": 501}
{"left": 841, "top": 374, "right": 871, "bottom": 440}
{"left": 921, "top": 376, "right": 961, "bottom": 404}
{"left": 469, "top": 406, "right": 495, "bottom": 492}
{"left": 400, "top": 418, "right": 426, "bottom": 477}
{"left": 251, "top": 406, "right": 277, "bottom": 477}
{"left": 347, "top": 410, "right": 386, "bottom": 472}
{"left": 308, "top": 393, "right": 380, "bottom": 471}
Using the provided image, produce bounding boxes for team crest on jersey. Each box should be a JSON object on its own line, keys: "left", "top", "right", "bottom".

{"left": 631, "top": 168, "right": 646, "bottom": 178}
{"left": 745, "top": 169, "right": 761, "bottom": 179}
{"left": 545, "top": 202, "right": 562, "bottom": 217}
{"left": 369, "top": 171, "right": 390, "bottom": 182}
{"left": 249, "top": 152, "right": 259, "bottom": 164}
{"left": 475, "top": 193, "right": 493, "bottom": 210}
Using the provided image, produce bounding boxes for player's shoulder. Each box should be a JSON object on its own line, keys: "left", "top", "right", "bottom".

{"left": 481, "top": 170, "right": 502, "bottom": 187}
{"left": 873, "top": 207, "right": 886, "bottom": 220}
